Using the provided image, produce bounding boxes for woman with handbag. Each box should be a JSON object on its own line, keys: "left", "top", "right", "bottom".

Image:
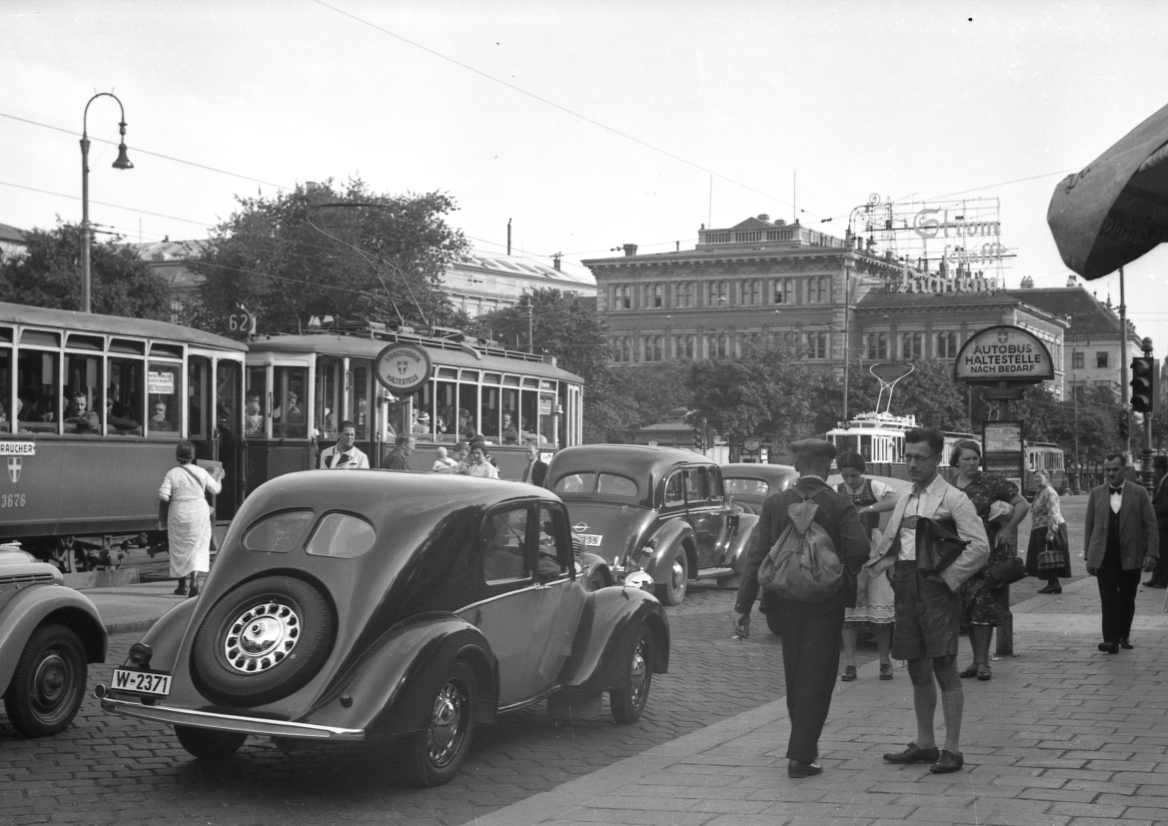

{"left": 1024, "top": 470, "right": 1071, "bottom": 593}
{"left": 950, "top": 440, "right": 1030, "bottom": 681}
{"left": 159, "top": 441, "right": 223, "bottom": 597}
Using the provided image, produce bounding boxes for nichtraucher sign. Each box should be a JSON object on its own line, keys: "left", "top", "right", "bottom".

{"left": 952, "top": 325, "right": 1054, "bottom": 384}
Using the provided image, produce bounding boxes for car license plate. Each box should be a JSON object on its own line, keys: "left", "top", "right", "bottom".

{"left": 579, "top": 534, "right": 602, "bottom": 546}
{"left": 111, "top": 668, "right": 172, "bottom": 697}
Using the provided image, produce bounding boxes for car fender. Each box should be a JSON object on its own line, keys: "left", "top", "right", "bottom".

{"left": 133, "top": 598, "right": 201, "bottom": 672}
{"left": 725, "top": 512, "right": 760, "bottom": 571}
{"left": 0, "top": 585, "right": 106, "bottom": 692}
{"left": 302, "top": 612, "right": 498, "bottom": 739}
{"left": 638, "top": 520, "right": 696, "bottom": 585}
{"left": 579, "top": 551, "right": 612, "bottom": 588}
{"left": 557, "top": 587, "right": 669, "bottom": 692}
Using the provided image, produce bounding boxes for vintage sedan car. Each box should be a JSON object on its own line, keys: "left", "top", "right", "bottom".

{"left": 545, "top": 445, "right": 759, "bottom": 606}
{"left": 1, "top": 544, "right": 106, "bottom": 736}
{"left": 97, "top": 472, "right": 669, "bottom": 787}
{"left": 720, "top": 463, "right": 799, "bottom": 515}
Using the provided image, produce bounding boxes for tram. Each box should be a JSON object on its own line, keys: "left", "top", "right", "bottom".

{"left": 242, "top": 321, "right": 584, "bottom": 490}
{"left": 825, "top": 412, "right": 975, "bottom": 481}
{"left": 0, "top": 301, "right": 247, "bottom": 570}
{"left": 1025, "top": 441, "right": 1067, "bottom": 496}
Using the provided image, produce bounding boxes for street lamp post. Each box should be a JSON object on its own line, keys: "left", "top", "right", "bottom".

{"left": 80, "top": 93, "right": 133, "bottom": 314}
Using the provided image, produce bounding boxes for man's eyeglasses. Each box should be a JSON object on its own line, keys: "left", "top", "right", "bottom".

{"left": 905, "top": 452, "right": 940, "bottom": 465}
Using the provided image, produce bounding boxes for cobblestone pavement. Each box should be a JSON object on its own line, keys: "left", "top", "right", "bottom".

{"left": 0, "top": 582, "right": 874, "bottom": 826}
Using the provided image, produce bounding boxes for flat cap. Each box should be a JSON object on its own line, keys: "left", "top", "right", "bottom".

{"left": 790, "top": 438, "right": 837, "bottom": 461}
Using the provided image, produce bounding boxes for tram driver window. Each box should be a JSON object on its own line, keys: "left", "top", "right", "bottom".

{"left": 16, "top": 349, "right": 60, "bottom": 433}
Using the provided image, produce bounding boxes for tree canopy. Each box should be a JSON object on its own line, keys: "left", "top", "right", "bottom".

{"left": 0, "top": 222, "right": 170, "bottom": 319}
{"left": 188, "top": 179, "right": 470, "bottom": 336}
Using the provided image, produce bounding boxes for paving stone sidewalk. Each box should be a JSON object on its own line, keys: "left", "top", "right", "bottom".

{"left": 469, "top": 576, "right": 1168, "bottom": 826}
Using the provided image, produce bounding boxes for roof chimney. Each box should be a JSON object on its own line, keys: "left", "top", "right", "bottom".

{"left": 623, "top": 243, "right": 638, "bottom": 257}
{"left": 757, "top": 213, "right": 770, "bottom": 222}
{"left": 552, "top": 253, "right": 562, "bottom": 271}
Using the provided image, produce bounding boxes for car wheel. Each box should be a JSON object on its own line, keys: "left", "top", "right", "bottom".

{"left": 191, "top": 575, "right": 334, "bottom": 707}
{"left": 399, "top": 662, "right": 477, "bottom": 788}
{"left": 655, "top": 548, "right": 688, "bottom": 606}
{"left": 174, "top": 725, "right": 247, "bottom": 759}
{"left": 609, "top": 625, "right": 653, "bottom": 724}
{"left": 3, "top": 624, "right": 87, "bottom": 737}
{"left": 765, "top": 610, "right": 782, "bottom": 636}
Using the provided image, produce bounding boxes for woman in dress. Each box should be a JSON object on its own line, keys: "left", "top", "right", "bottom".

{"left": 836, "top": 451, "right": 899, "bottom": 681}
{"left": 466, "top": 442, "right": 499, "bottom": 479}
{"left": 951, "top": 439, "right": 1030, "bottom": 681}
{"left": 159, "top": 441, "right": 223, "bottom": 597}
{"left": 1024, "top": 470, "right": 1070, "bottom": 593}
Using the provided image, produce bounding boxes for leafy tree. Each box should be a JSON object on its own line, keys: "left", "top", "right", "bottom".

{"left": 190, "top": 179, "right": 469, "bottom": 336}
{"left": 0, "top": 222, "right": 169, "bottom": 319}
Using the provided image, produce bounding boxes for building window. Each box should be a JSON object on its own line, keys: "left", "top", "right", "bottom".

{"left": 708, "top": 333, "right": 730, "bottom": 358}
{"left": 646, "top": 283, "right": 663, "bottom": 309}
{"left": 866, "top": 333, "right": 888, "bottom": 360}
{"left": 613, "top": 285, "right": 631, "bottom": 310}
{"left": 709, "top": 280, "right": 729, "bottom": 306}
{"left": 807, "top": 276, "right": 830, "bottom": 304}
{"left": 676, "top": 334, "right": 696, "bottom": 359}
{"left": 1096, "top": 351, "right": 1108, "bottom": 369}
{"left": 1072, "top": 351, "right": 1084, "bottom": 370}
{"left": 902, "top": 332, "right": 923, "bottom": 360}
{"left": 774, "top": 278, "right": 795, "bottom": 305}
{"left": 740, "top": 279, "right": 762, "bottom": 305}
{"left": 937, "top": 331, "right": 959, "bottom": 359}
{"left": 806, "top": 331, "right": 829, "bottom": 359}
{"left": 640, "top": 335, "right": 663, "bottom": 363}
{"left": 612, "top": 336, "right": 631, "bottom": 363}
{"left": 676, "top": 282, "right": 694, "bottom": 308}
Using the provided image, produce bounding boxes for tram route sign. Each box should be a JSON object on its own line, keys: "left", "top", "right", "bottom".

{"left": 374, "top": 342, "right": 433, "bottom": 395}
{"left": 953, "top": 325, "right": 1055, "bottom": 384}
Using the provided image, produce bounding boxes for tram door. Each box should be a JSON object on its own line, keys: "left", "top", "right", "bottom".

{"left": 215, "top": 359, "right": 242, "bottom": 518}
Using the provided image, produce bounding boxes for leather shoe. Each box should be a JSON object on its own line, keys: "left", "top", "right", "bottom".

{"left": 1119, "top": 638, "right": 1133, "bottom": 650}
{"left": 883, "top": 743, "right": 940, "bottom": 764}
{"left": 1037, "top": 585, "right": 1062, "bottom": 594}
{"left": 958, "top": 665, "right": 978, "bottom": 678}
{"left": 1098, "top": 641, "right": 1119, "bottom": 654}
{"left": 879, "top": 662, "right": 894, "bottom": 680}
{"left": 929, "top": 750, "right": 964, "bottom": 773}
{"left": 788, "top": 759, "right": 823, "bottom": 778}
{"left": 840, "top": 665, "right": 857, "bottom": 681}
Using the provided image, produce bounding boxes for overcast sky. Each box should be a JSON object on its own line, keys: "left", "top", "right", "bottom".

{"left": 4, "top": 0, "right": 1168, "bottom": 354}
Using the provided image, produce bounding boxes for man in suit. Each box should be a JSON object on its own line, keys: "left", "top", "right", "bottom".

{"left": 319, "top": 421, "right": 370, "bottom": 470}
{"left": 1144, "top": 455, "right": 1168, "bottom": 589}
{"left": 866, "top": 427, "right": 989, "bottom": 775}
{"left": 522, "top": 445, "right": 548, "bottom": 486}
{"left": 734, "top": 439, "right": 870, "bottom": 779}
{"left": 1086, "top": 453, "right": 1159, "bottom": 652}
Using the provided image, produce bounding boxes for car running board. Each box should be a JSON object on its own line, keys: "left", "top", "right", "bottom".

{"left": 695, "top": 566, "right": 734, "bottom": 579}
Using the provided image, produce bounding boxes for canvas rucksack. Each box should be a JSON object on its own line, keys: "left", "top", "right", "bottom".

{"left": 757, "top": 490, "right": 844, "bottom": 602}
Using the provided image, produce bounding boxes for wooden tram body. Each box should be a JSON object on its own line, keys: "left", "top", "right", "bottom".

{"left": 0, "top": 302, "right": 247, "bottom": 570}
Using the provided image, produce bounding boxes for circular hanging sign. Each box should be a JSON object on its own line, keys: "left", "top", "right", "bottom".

{"left": 952, "top": 325, "right": 1055, "bottom": 384}
{"left": 374, "top": 343, "right": 432, "bottom": 394}
{"left": 742, "top": 436, "right": 762, "bottom": 452}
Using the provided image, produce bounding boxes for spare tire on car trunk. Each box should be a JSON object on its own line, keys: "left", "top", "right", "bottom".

{"left": 191, "top": 575, "right": 334, "bottom": 707}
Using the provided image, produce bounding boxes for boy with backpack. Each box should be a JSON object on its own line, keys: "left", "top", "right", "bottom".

{"left": 733, "top": 439, "right": 870, "bottom": 778}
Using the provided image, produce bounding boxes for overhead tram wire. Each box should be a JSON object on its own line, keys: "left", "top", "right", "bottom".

{"left": 309, "top": 0, "right": 822, "bottom": 221}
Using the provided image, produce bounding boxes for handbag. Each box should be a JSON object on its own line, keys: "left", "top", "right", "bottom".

{"left": 985, "top": 555, "right": 1026, "bottom": 588}
{"left": 914, "top": 517, "right": 969, "bottom": 574}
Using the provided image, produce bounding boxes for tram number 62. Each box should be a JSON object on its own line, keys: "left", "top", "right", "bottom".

{"left": 228, "top": 311, "right": 256, "bottom": 336}
{"left": 0, "top": 493, "right": 26, "bottom": 508}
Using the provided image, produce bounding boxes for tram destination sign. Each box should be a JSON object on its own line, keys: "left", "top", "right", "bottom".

{"left": 374, "top": 342, "right": 433, "bottom": 395}
{"left": 953, "top": 325, "right": 1054, "bottom": 384}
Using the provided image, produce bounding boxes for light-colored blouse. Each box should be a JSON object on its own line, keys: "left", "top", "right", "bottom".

{"left": 1030, "top": 485, "right": 1064, "bottom": 531}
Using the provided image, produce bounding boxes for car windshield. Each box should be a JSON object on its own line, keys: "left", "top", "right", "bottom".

{"left": 553, "top": 471, "right": 639, "bottom": 499}
{"left": 724, "top": 478, "right": 769, "bottom": 497}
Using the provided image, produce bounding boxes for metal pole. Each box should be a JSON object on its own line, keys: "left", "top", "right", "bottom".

{"left": 1142, "top": 337, "right": 1155, "bottom": 490}
{"left": 1119, "top": 266, "right": 1129, "bottom": 458}
{"left": 995, "top": 393, "right": 1014, "bottom": 657}
{"left": 527, "top": 301, "right": 533, "bottom": 354}
{"left": 842, "top": 264, "right": 850, "bottom": 422}
{"left": 80, "top": 131, "right": 91, "bottom": 313}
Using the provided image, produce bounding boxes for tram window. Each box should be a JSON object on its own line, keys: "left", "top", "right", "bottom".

{"left": 246, "top": 367, "right": 267, "bottom": 438}
{"left": 434, "top": 378, "right": 458, "bottom": 442}
{"left": 350, "top": 364, "right": 370, "bottom": 441}
{"left": 216, "top": 360, "right": 241, "bottom": 435}
{"left": 188, "top": 357, "right": 210, "bottom": 440}
{"left": 16, "top": 349, "right": 60, "bottom": 433}
{"left": 501, "top": 387, "right": 520, "bottom": 444}
{"left": 458, "top": 382, "right": 479, "bottom": 440}
{"left": 315, "top": 359, "right": 341, "bottom": 440}
{"left": 108, "top": 356, "right": 144, "bottom": 435}
{"left": 411, "top": 385, "right": 438, "bottom": 441}
{"left": 272, "top": 366, "right": 308, "bottom": 439}
{"left": 64, "top": 353, "right": 103, "bottom": 436}
{"left": 480, "top": 385, "right": 501, "bottom": 440}
{"left": 538, "top": 393, "right": 556, "bottom": 446}
{"left": 147, "top": 361, "right": 181, "bottom": 437}
{"left": 519, "top": 390, "right": 545, "bottom": 445}
{"left": 0, "top": 348, "right": 10, "bottom": 433}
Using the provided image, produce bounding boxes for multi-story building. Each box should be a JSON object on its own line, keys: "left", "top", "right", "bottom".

{"left": 0, "top": 222, "right": 28, "bottom": 262}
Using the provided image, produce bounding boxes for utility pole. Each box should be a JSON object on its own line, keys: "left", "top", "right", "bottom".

{"left": 1119, "top": 266, "right": 1130, "bottom": 458}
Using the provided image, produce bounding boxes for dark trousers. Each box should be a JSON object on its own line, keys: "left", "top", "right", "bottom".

{"left": 1097, "top": 564, "right": 1141, "bottom": 643}
{"left": 1151, "top": 533, "right": 1168, "bottom": 586}
{"left": 775, "top": 601, "right": 845, "bottom": 763}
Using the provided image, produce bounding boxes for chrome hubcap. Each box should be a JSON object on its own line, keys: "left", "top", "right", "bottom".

{"left": 427, "top": 682, "right": 466, "bottom": 767}
{"left": 224, "top": 601, "right": 301, "bottom": 673}
{"left": 671, "top": 558, "right": 685, "bottom": 591}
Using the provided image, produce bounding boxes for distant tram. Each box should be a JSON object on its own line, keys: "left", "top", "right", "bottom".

{"left": 825, "top": 412, "right": 974, "bottom": 480}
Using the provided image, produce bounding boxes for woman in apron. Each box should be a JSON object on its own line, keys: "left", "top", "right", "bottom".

{"left": 159, "top": 441, "right": 223, "bottom": 596}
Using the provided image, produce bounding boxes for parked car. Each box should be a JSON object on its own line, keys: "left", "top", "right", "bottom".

{"left": 97, "top": 472, "right": 668, "bottom": 787}
{"left": 1, "top": 544, "right": 106, "bottom": 736}
{"left": 545, "top": 445, "right": 759, "bottom": 606}
{"left": 720, "top": 463, "right": 799, "bottom": 514}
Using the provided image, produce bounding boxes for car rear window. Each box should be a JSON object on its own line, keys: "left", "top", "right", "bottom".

{"left": 243, "top": 510, "right": 314, "bottom": 553}
{"left": 553, "top": 472, "right": 638, "bottom": 499}
{"left": 725, "top": 478, "right": 769, "bottom": 497}
{"left": 305, "top": 512, "right": 376, "bottom": 558}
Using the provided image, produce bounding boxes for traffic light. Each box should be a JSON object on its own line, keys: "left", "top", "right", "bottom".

{"left": 693, "top": 428, "right": 703, "bottom": 451}
{"left": 1131, "top": 356, "right": 1155, "bottom": 413}
{"left": 1118, "top": 410, "right": 1129, "bottom": 441}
